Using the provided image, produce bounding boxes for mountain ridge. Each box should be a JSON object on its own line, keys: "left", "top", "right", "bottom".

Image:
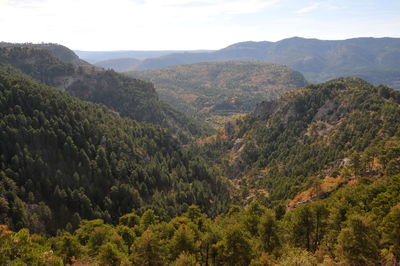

{"left": 75, "top": 49, "right": 215, "bottom": 63}
{"left": 94, "top": 58, "right": 141, "bottom": 72}
{"left": 123, "top": 37, "right": 400, "bottom": 89}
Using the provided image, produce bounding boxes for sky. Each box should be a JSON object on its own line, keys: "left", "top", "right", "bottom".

{"left": 1, "top": 0, "right": 399, "bottom": 51}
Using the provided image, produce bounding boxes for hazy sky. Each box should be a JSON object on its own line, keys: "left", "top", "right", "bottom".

{"left": 1, "top": 0, "right": 399, "bottom": 50}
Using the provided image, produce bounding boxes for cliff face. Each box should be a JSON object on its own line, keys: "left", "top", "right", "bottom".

{"left": 253, "top": 101, "right": 279, "bottom": 120}
{"left": 252, "top": 89, "right": 308, "bottom": 123}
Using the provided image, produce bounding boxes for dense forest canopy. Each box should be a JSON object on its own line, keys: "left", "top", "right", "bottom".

{"left": 0, "top": 65, "right": 230, "bottom": 235}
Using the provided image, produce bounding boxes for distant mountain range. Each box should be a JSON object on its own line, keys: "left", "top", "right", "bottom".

{"left": 86, "top": 37, "right": 400, "bottom": 89}
{"left": 139, "top": 37, "right": 400, "bottom": 89}
{"left": 94, "top": 58, "right": 141, "bottom": 72}
{"left": 75, "top": 50, "right": 214, "bottom": 63}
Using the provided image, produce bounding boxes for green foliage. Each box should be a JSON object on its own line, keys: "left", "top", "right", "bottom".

{"left": 169, "top": 224, "right": 197, "bottom": 260}
{"left": 216, "top": 225, "right": 253, "bottom": 265}
{"left": 119, "top": 212, "right": 140, "bottom": 227}
{"left": 281, "top": 202, "right": 328, "bottom": 261}
{"left": 336, "top": 215, "right": 381, "bottom": 265}
{"left": 96, "top": 242, "right": 129, "bottom": 265}
{"left": 172, "top": 251, "right": 197, "bottom": 266}
{"left": 382, "top": 204, "right": 400, "bottom": 262}
{"left": 0, "top": 225, "right": 63, "bottom": 265}
{"left": 131, "top": 229, "right": 165, "bottom": 266}
{"left": 276, "top": 247, "right": 317, "bottom": 266}
{"left": 258, "top": 210, "right": 280, "bottom": 253}
{"left": 49, "top": 233, "right": 84, "bottom": 264}
{"left": 141, "top": 209, "right": 159, "bottom": 230}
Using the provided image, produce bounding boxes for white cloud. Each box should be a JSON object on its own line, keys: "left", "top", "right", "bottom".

{"left": 0, "top": 0, "right": 398, "bottom": 50}
{"left": 295, "top": 2, "right": 321, "bottom": 13}
{"left": 0, "top": 0, "right": 281, "bottom": 49}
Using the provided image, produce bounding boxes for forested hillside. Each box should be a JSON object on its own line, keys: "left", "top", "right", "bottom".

{"left": 200, "top": 78, "right": 400, "bottom": 207}
{"left": 74, "top": 50, "right": 213, "bottom": 64}
{"left": 0, "top": 65, "right": 230, "bottom": 235}
{"left": 126, "top": 62, "right": 307, "bottom": 126}
{"left": 0, "top": 45, "right": 212, "bottom": 140}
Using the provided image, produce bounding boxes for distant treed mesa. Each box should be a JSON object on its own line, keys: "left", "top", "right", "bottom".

{"left": 0, "top": 40, "right": 400, "bottom": 265}
{"left": 125, "top": 61, "right": 307, "bottom": 126}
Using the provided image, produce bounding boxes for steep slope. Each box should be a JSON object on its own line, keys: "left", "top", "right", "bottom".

{"left": 130, "top": 37, "right": 400, "bottom": 89}
{"left": 0, "top": 45, "right": 212, "bottom": 139}
{"left": 200, "top": 78, "right": 400, "bottom": 205}
{"left": 0, "top": 65, "right": 230, "bottom": 234}
{"left": 126, "top": 61, "right": 307, "bottom": 125}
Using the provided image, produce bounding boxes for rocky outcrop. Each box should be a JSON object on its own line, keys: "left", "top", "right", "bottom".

{"left": 313, "top": 100, "right": 338, "bottom": 121}
{"left": 253, "top": 100, "right": 278, "bottom": 120}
